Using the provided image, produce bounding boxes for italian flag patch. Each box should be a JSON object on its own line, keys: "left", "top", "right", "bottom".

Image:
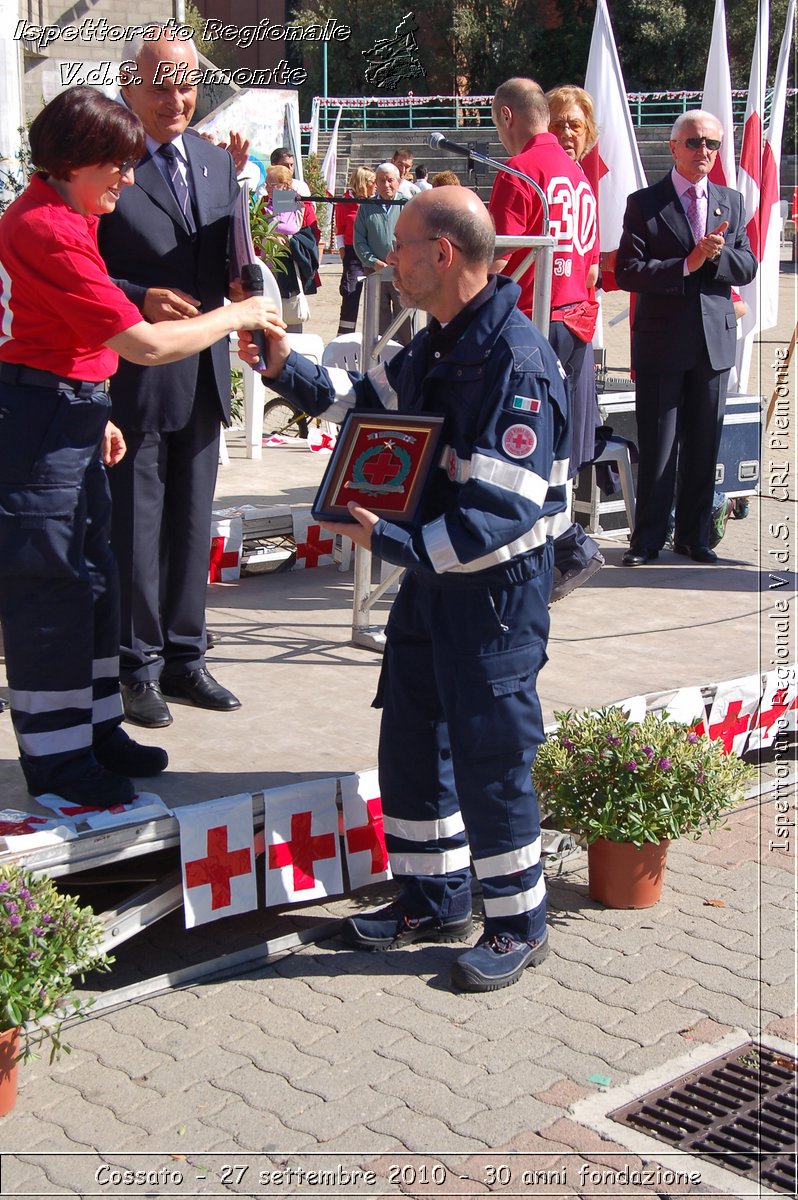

{"left": 512, "top": 395, "right": 541, "bottom": 414}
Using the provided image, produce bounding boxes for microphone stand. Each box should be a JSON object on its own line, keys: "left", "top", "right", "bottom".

{"left": 432, "top": 138, "right": 554, "bottom": 335}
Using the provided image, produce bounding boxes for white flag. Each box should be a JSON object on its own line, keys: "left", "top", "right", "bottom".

{"left": 176, "top": 794, "right": 257, "bottom": 928}
{"left": 341, "top": 769, "right": 392, "bottom": 889}
{"left": 307, "top": 97, "right": 320, "bottom": 158}
{"left": 582, "top": 0, "right": 647, "bottom": 252}
{"left": 264, "top": 779, "right": 343, "bottom": 905}
{"left": 701, "top": 0, "right": 736, "bottom": 189}
{"left": 747, "top": 667, "right": 798, "bottom": 750}
{"left": 706, "top": 675, "right": 763, "bottom": 756}
{"left": 734, "top": 0, "right": 770, "bottom": 391}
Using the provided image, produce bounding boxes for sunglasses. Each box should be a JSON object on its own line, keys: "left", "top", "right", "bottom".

{"left": 115, "top": 160, "right": 137, "bottom": 175}
{"left": 684, "top": 137, "right": 721, "bottom": 151}
{"left": 552, "top": 117, "right": 586, "bottom": 134}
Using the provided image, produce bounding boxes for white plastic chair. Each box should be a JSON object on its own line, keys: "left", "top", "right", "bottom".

{"left": 241, "top": 332, "right": 324, "bottom": 460}
{"left": 321, "top": 333, "right": 403, "bottom": 372}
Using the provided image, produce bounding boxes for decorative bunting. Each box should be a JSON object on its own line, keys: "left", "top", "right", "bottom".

{"left": 706, "top": 675, "right": 763, "bottom": 755}
{"left": 176, "top": 794, "right": 257, "bottom": 928}
{"left": 747, "top": 668, "right": 798, "bottom": 750}
{"left": 0, "top": 809, "right": 77, "bottom": 849}
{"left": 341, "top": 769, "right": 392, "bottom": 889}
{"left": 659, "top": 686, "right": 709, "bottom": 735}
{"left": 208, "top": 516, "right": 243, "bottom": 583}
{"left": 264, "top": 779, "right": 343, "bottom": 904}
{"left": 292, "top": 511, "right": 335, "bottom": 569}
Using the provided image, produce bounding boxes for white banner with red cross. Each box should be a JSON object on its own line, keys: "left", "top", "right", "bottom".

{"left": 0, "top": 809, "right": 78, "bottom": 849}
{"left": 292, "top": 511, "right": 335, "bottom": 569}
{"left": 263, "top": 778, "right": 343, "bottom": 904}
{"left": 706, "top": 675, "right": 763, "bottom": 756}
{"left": 176, "top": 794, "right": 257, "bottom": 928}
{"left": 341, "top": 769, "right": 392, "bottom": 889}
{"left": 747, "top": 668, "right": 798, "bottom": 751}
{"left": 661, "top": 686, "right": 709, "bottom": 735}
{"left": 208, "top": 515, "right": 243, "bottom": 583}
{"left": 34, "top": 792, "right": 169, "bottom": 827}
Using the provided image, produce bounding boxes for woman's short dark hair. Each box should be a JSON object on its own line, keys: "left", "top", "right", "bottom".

{"left": 29, "top": 87, "right": 145, "bottom": 180}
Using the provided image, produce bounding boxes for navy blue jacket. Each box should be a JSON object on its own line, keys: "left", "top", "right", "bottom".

{"left": 268, "top": 275, "right": 570, "bottom": 575}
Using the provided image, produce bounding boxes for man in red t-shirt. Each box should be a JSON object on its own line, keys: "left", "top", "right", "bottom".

{"left": 489, "top": 77, "right": 603, "bottom": 603}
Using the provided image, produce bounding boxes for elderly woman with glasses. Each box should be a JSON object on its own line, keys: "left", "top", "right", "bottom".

{"left": 0, "top": 87, "right": 281, "bottom": 809}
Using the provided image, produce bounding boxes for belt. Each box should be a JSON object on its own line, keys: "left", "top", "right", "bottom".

{"left": 0, "top": 363, "right": 106, "bottom": 394}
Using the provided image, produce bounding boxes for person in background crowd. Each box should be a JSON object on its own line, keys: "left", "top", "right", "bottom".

{"left": 335, "top": 166, "right": 377, "bottom": 335}
{"left": 353, "top": 163, "right": 410, "bottom": 344}
{"left": 98, "top": 28, "right": 254, "bottom": 730}
{"left": 0, "top": 87, "right": 281, "bottom": 807}
{"left": 392, "top": 146, "right": 418, "bottom": 198}
{"left": 546, "top": 85, "right": 603, "bottom": 516}
{"left": 270, "top": 146, "right": 311, "bottom": 197}
{"left": 615, "top": 111, "right": 757, "bottom": 566}
{"left": 242, "top": 187, "right": 568, "bottom": 993}
{"left": 261, "top": 165, "right": 320, "bottom": 334}
{"left": 431, "top": 170, "right": 462, "bottom": 187}
{"left": 490, "top": 77, "right": 604, "bottom": 604}
{"left": 414, "top": 165, "right": 432, "bottom": 191}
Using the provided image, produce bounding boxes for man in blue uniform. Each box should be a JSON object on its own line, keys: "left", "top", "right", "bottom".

{"left": 251, "top": 187, "right": 569, "bottom": 991}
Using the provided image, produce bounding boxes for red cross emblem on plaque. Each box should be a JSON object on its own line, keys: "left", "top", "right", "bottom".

{"left": 296, "top": 525, "right": 334, "bottom": 568}
{"left": 502, "top": 423, "right": 537, "bottom": 460}
{"left": 345, "top": 796, "right": 389, "bottom": 875}
{"left": 708, "top": 700, "right": 751, "bottom": 754}
{"left": 363, "top": 448, "right": 402, "bottom": 487}
{"left": 269, "top": 810, "right": 337, "bottom": 891}
{"left": 185, "top": 824, "right": 253, "bottom": 910}
{"left": 209, "top": 536, "right": 240, "bottom": 582}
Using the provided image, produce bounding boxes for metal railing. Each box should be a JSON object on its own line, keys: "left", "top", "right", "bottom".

{"left": 304, "top": 90, "right": 790, "bottom": 137}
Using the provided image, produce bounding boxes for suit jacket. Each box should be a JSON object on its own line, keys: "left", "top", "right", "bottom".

{"left": 615, "top": 173, "right": 757, "bottom": 373}
{"left": 98, "top": 130, "right": 238, "bottom": 431}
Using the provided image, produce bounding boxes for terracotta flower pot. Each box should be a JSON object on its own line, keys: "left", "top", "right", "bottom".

{"left": 0, "top": 1027, "right": 20, "bottom": 1117}
{"left": 587, "top": 837, "right": 670, "bottom": 908}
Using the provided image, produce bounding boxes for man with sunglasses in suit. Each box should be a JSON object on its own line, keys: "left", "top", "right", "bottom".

{"left": 615, "top": 111, "right": 757, "bottom": 566}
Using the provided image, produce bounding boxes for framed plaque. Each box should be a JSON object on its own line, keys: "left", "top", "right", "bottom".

{"left": 312, "top": 412, "right": 444, "bottom": 525}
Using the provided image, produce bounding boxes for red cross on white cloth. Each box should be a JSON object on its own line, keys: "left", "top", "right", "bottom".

{"left": 176, "top": 794, "right": 257, "bottom": 927}
{"left": 706, "top": 675, "right": 762, "bottom": 756}
{"left": 747, "top": 669, "right": 798, "bottom": 751}
{"left": 292, "top": 512, "right": 335, "bottom": 569}
{"left": 264, "top": 779, "right": 343, "bottom": 904}
{"left": 208, "top": 516, "right": 243, "bottom": 582}
{"left": 341, "top": 769, "right": 392, "bottom": 889}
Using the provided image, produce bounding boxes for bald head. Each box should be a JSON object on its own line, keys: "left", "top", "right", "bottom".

{"left": 493, "top": 77, "right": 550, "bottom": 154}
{"left": 408, "top": 186, "right": 496, "bottom": 265}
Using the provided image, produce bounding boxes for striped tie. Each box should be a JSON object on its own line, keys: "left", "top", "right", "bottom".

{"left": 158, "top": 143, "right": 195, "bottom": 234}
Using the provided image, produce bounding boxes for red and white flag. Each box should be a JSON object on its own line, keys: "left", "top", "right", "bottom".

{"left": 747, "top": 668, "right": 798, "bottom": 751}
{"left": 733, "top": 0, "right": 793, "bottom": 391}
{"left": 293, "top": 511, "right": 335, "bottom": 569}
{"left": 701, "top": 0, "right": 736, "bottom": 188}
{"left": 208, "top": 515, "right": 243, "bottom": 583}
{"left": 706, "top": 675, "right": 763, "bottom": 756}
{"left": 0, "top": 810, "right": 78, "bottom": 849}
{"left": 264, "top": 779, "right": 343, "bottom": 904}
{"left": 176, "top": 794, "right": 257, "bottom": 928}
{"left": 341, "top": 769, "right": 392, "bottom": 889}
{"left": 582, "top": 0, "right": 647, "bottom": 253}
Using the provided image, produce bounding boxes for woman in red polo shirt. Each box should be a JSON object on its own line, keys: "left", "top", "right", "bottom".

{"left": 0, "top": 87, "right": 281, "bottom": 808}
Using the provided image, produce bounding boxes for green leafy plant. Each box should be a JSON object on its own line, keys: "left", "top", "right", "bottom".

{"left": 0, "top": 127, "right": 33, "bottom": 217}
{"left": 0, "top": 865, "right": 111, "bottom": 1062}
{"left": 533, "top": 707, "right": 754, "bottom": 847}
{"left": 249, "top": 195, "right": 291, "bottom": 270}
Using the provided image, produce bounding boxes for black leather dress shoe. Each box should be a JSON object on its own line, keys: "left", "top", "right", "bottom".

{"left": 31, "top": 766, "right": 135, "bottom": 809}
{"left": 95, "top": 727, "right": 168, "bottom": 776}
{"left": 622, "top": 548, "right": 659, "bottom": 566}
{"left": 673, "top": 543, "right": 718, "bottom": 564}
{"left": 121, "top": 681, "right": 173, "bottom": 728}
{"left": 160, "top": 668, "right": 241, "bottom": 711}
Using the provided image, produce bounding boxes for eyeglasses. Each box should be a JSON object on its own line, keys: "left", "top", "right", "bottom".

{"left": 684, "top": 137, "right": 721, "bottom": 151}
{"left": 390, "top": 234, "right": 463, "bottom": 253}
{"left": 115, "top": 160, "right": 137, "bottom": 175}
{"left": 551, "top": 117, "right": 586, "bottom": 134}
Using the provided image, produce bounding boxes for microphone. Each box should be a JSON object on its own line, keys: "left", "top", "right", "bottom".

{"left": 240, "top": 262, "right": 269, "bottom": 371}
{"left": 428, "top": 132, "right": 476, "bottom": 158}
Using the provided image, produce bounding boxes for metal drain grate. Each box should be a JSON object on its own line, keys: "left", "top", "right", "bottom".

{"left": 610, "top": 1042, "right": 797, "bottom": 1195}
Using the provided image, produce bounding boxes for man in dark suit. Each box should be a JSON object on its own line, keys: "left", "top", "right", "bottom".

{"left": 99, "top": 29, "right": 241, "bottom": 726}
{"left": 615, "top": 110, "right": 757, "bottom": 566}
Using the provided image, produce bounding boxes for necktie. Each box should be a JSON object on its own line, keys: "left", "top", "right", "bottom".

{"left": 685, "top": 186, "right": 703, "bottom": 245}
{"left": 158, "top": 143, "right": 195, "bottom": 234}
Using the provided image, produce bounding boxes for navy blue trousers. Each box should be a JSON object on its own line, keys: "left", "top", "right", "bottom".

{"left": 0, "top": 379, "right": 123, "bottom": 794}
{"left": 375, "top": 549, "right": 552, "bottom": 943}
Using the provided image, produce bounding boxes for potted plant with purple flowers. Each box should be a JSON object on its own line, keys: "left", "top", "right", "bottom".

{"left": 0, "top": 865, "right": 110, "bottom": 1115}
{"left": 533, "top": 707, "right": 754, "bottom": 907}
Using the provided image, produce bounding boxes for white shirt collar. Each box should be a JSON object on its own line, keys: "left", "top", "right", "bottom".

{"left": 146, "top": 133, "right": 188, "bottom": 162}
